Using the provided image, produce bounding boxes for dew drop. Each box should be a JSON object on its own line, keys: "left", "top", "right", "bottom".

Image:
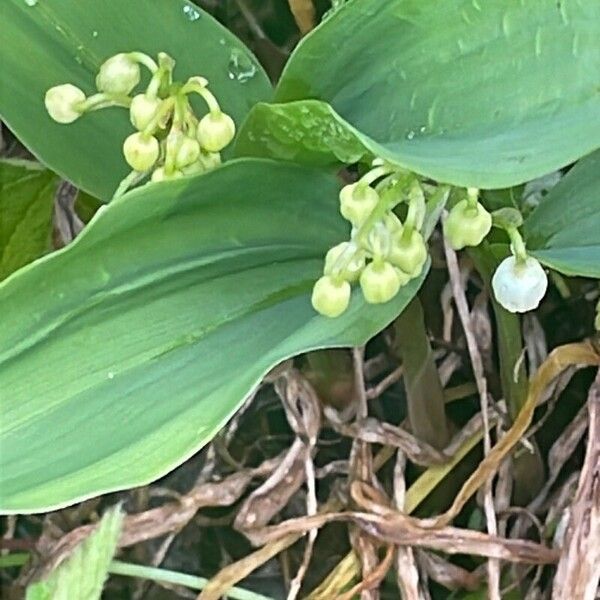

{"left": 227, "top": 48, "right": 257, "bottom": 83}
{"left": 24, "top": 0, "right": 37, "bottom": 6}
{"left": 406, "top": 131, "right": 415, "bottom": 140}
{"left": 182, "top": 4, "right": 201, "bottom": 21}
{"left": 107, "top": 371, "right": 115, "bottom": 380}
{"left": 92, "top": 30, "right": 98, "bottom": 38}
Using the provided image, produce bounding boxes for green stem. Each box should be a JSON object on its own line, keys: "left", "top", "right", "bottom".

{"left": 79, "top": 93, "right": 131, "bottom": 112}
{"left": 466, "top": 187, "right": 479, "bottom": 210}
{"left": 469, "top": 244, "right": 544, "bottom": 503}
{"left": 181, "top": 80, "right": 221, "bottom": 115}
{"left": 392, "top": 297, "right": 450, "bottom": 450}
{"left": 142, "top": 97, "right": 176, "bottom": 136}
{"left": 358, "top": 164, "right": 396, "bottom": 186}
{"left": 506, "top": 226, "right": 528, "bottom": 263}
{"left": 129, "top": 52, "right": 159, "bottom": 73}
{"left": 109, "top": 560, "right": 273, "bottom": 600}
{"left": 112, "top": 170, "right": 147, "bottom": 200}
{"left": 0, "top": 554, "right": 274, "bottom": 600}
{"left": 401, "top": 181, "right": 425, "bottom": 241}
{"left": 0, "top": 553, "right": 29, "bottom": 568}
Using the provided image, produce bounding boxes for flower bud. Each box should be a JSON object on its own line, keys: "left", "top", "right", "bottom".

{"left": 151, "top": 167, "right": 184, "bottom": 182}
{"left": 360, "top": 261, "right": 401, "bottom": 304}
{"left": 324, "top": 242, "right": 365, "bottom": 283}
{"left": 123, "top": 132, "right": 159, "bottom": 172}
{"left": 197, "top": 150, "right": 221, "bottom": 171}
{"left": 443, "top": 199, "right": 492, "bottom": 250}
{"left": 196, "top": 111, "right": 235, "bottom": 152}
{"left": 311, "top": 275, "right": 351, "bottom": 318}
{"left": 491, "top": 256, "right": 548, "bottom": 313}
{"left": 166, "top": 129, "right": 202, "bottom": 169}
{"left": 96, "top": 53, "right": 140, "bottom": 95}
{"left": 176, "top": 137, "right": 201, "bottom": 168}
{"left": 339, "top": 183, "right": 379, "bottom": 226}
{"left": 44, "top": 84, "right": 86, "bottom": 124}
{"left": 388, "top": 229, "right": 427, "bottom": 278}
{"left": 130, "top": 94, "right": 161, "bottom": 131}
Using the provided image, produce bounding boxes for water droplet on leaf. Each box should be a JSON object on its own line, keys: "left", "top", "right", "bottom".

{"left": 227, "top": 48, "right": 257, "bottom": 83}
{"left": 24, "top": 0, "right": 37, "bottom": 6}
{"left": 182, "top": 4, "right": 201, "bottom": 21}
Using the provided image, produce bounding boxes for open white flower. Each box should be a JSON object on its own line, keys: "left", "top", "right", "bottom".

{"left": 492, "top": 256, "right": 548, "bottom": 313}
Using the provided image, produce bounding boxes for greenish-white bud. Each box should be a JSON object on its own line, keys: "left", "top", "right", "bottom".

{"left": 123, "top": 132, "right": 159, "bottom": 172}
{"left": 492, "top": 255, "right": 548, "bottom": 313}
{"left": 360, "top": 261, "right": 401, "bottom": 304}
{"left": 443, "top": 199, "right": 492, "bottom": 250}
{"left": 151, "top": 166, "right": 184, "bottom": 182}
{"left": 198, "top": 150, "right": 222, "bottom": 171}
{"left": 197, "top": 111, "right": 236, "bottom": 152}
{"left": 311, "top": 275, "right": 351, "bottom": 318}
{"left": 166, "top": 129, "right": 202, "bottom": 169}
{"left": 339, "top": 183, "right": 379, "bottom": 226}
{"left": 44, "top": 84, "right": 86, "bottom": 124}
{"left": 324, "top": 242, "right": 365, "bottom": 283}
{"left": 388, "top": 229, "right": 428, "bottom": 278}
{"left": 176, "top": 137, "right": 201, "bottom": 168}
{"left": 130, "top": 94, "right": 161, "bottom": 131}
{"left": 96, "top": 53, "right": 140, "bottom": 95}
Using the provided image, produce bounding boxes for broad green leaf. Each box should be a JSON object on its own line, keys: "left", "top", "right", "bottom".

{"left": 0, "top": 0, "right": 271, "bottom": 202}
{"left": 524, "top": 150, "right": 600, "bottom": 278}
{"left": 0, "top": 159, "right": 57, "bottom": 281}
{"left": 237, "top": 0, "right": 600, "bottom": 188}
{"left": 26, "top": 505, "right": 123, "bottom": 600}
{"left": 0, "top": 159, "right": 426, "bottom": 513}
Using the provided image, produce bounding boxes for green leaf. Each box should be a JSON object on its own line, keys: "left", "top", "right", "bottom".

{"left": 0, "top": 0, "right": 271, "bottom": 202}
{"left": 237, "top": 0, "right": 600, "bottom": 188}
{"left": 0, "top": 159, "right": 57, "bottom": 281}
{"left": 524, "top": 149, "right": 600, "bottom": 277}
{"left": 0, "top": 159, "right": 425, "bottom": 513}
{"left": 26, "top": 505, "right": 123, "bottom": 600}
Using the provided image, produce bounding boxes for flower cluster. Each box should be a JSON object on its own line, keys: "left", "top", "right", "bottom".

{"left": 44, "top": 51, "right": 235, "bottom": 195}
{"left": 312, "top": 164, "right": 550, "bottom": 318}
{"left": 312, "top": 162, "right": 429, "bottom": 318}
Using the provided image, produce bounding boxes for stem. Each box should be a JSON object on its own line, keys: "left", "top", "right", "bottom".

{"left": 78, "top": 93, "right": 131, "bottom": 112}
{"left": 0, "top": 553, "right": 29, "bottom": 568}
{"left": 469, "top": 244, "right": 544, "bottom": 502}
{"left": 109, "top": 560, "right": 273, "bottom": 600}
{"left": 0, "top": 554, "right": 273, "bottom": 600}
{"left": 401, "top": 181, "right": 425, "bottom": 241}
{"left": 129, "top": 51, "right": 159, "bottom": 74}
{"left": 466, "top": 187, "right": 479, "bottom": 210}
{"left": 112, "top": 170, "right": 147, "bottom": 200}
{"left": 392, "top": 297, "right": 450, "bottom": 450}
{"left": 359, "top": 164, "right": 396, "bottom": 187}
{"left": 142, "top": 97, "right": 175, "bottom": 136}
{"left": 181, "top": 81, "right": 221, "bottom": 115}
{"left": 507, "top": 226, "right": 528, "bottom": 263}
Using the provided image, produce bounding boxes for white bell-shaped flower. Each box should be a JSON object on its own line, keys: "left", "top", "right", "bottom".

{"left": 492, "top": 256, "right": 548, "bottom": 313}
